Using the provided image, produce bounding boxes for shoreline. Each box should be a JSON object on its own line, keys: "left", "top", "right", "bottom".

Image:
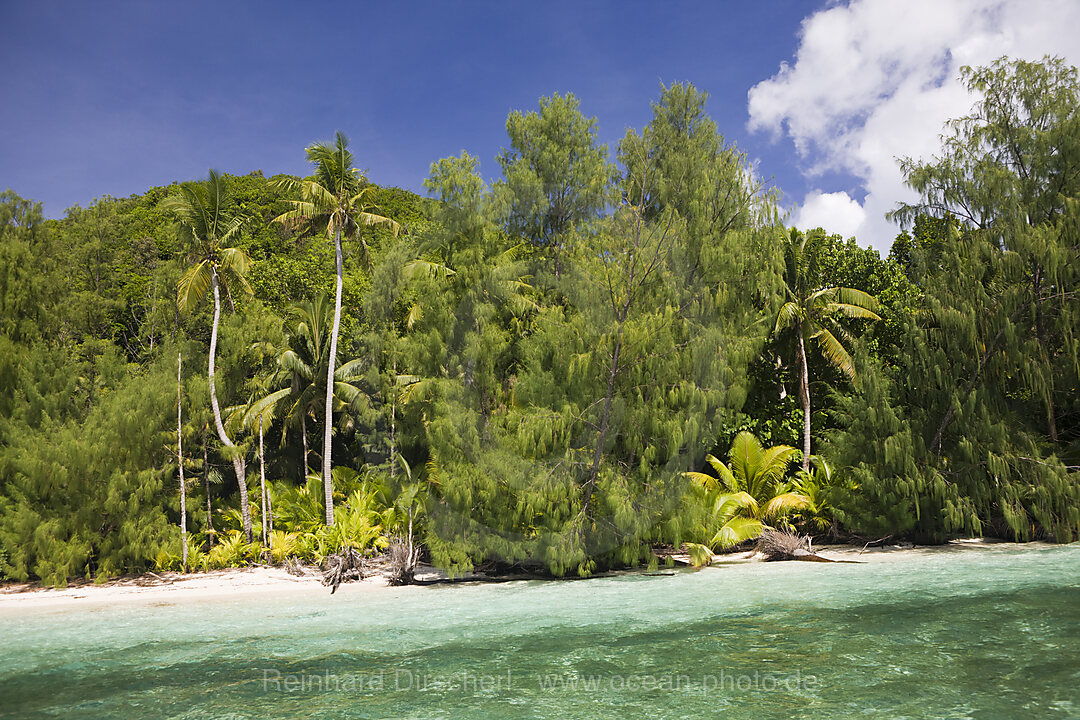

{"left": 0, "top": 539, "right": 1063, "bottom": 612}
{"left": 0, "top": 564, "right": 431, "bottom": 613}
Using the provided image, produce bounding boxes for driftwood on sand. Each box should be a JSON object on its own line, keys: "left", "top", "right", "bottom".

{"left": 322, "top": 547, "right": 366, "bottom": 594}
{"left": 387, "top": 536, "right": 421, "bottom": 586}
{"left": 756, "top": 529, "right": 860, "bottom": 563}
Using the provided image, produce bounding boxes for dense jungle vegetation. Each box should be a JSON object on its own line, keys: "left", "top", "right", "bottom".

{"left": 1, "top": 57, "right": 1077, "bottom": 585}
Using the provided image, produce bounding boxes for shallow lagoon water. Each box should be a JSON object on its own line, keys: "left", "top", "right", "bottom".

{"left": 2, "top": 544, "right": 1078, "bottom": 719}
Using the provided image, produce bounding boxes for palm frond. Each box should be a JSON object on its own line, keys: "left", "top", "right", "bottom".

{"left": 823, "top": 302, "right": 881, "bottom": 321}
{"left": 684, "top": 471, "right": 719, "bottom": 492}
{"left": 835, "top": 286, "right": 880, "bottom": 312}
{"left": 218, "top": 213, "right": 248, "bottom": 244}
{"left": 268, "top": 175, "right": 303, "bottom": 195}
{"left": 177, "top": 261, "right": 213, "bottom": 314}
{"left": 332, "top": 381, "right": 363, "bottom": 407}
{"left": 244, "top": 388, "right": 291, "bottom": 428}
{"left": 272, "top": 201, "right": 320, "bottom": 231}
{"left": 278, "top": 349, "right": 313, "bottom": 379}
{"left": 715, "top": 491, "right": 759, "bottom": 520}
{"left": 354, "top": 210, "right": 401, "bottom": 236}
{"left": 806, "top": 286, "right": 840, "bottom": 306}
{"left": 335, "top": 358, "right": 366, "bottom": 380}
{"left": 728, "top": 431, "right": 764, "bottom": 486}
{"left": 813, "top": 327, "right": 857, "bottom": 381}
{"left": 763, "top": 491, "right": 814, "bottom": 519}
{"left": 773, "top": 301, "right": 801, "bottom": 333}
{"left": 684, "top": 542, "right": 714, "bottom": 568}
{"left": 711, "top": 516, "right": 764, "bottom": 549}
{"left": 756, "top": 445, "right": 799, "bottom": 486}
{"left": 704, "top": 453, "right": 738, "bottom": 492}
{"left": 219, "top": 247, "right": 253, "bottom": 278}
{"left": 808, "top": 454, "right": 832, "bottom": 482}
{"left": 403, "top": 259, "right": 456, "bottom": 282}
{"left": 405, "top": 303, "right": 423, "bottom": 329}
{"left": 159, "top": 194, "right": 197, "bottom": 226}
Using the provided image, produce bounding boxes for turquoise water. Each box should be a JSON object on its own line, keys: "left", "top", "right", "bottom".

{"left": 2, "top": 545, "right": 1079, "bottom": 719}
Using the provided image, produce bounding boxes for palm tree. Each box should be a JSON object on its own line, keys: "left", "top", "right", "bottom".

{"left": 684, "top": 431, "right": 810, "bottom": 563}
{"left": 163, "top": 170, "right": 255, "bottom": 542}
{"left": 774, "top": 229, "right": 880, "bottom": 471}
{"left": 788, "top": 455, "right": 848, "bottom": 537}
{"left": 228, "top": 371, "right": 276, "bottom": 549}
{"left": 245, "top": 293, "right": 368, "bottom": 511}
{"left": 273, "top": 132, "right": 401, "bottom": 525}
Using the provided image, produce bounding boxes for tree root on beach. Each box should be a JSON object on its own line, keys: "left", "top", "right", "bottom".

{"left": 322, "top": 548, "right": 366, "bottom": 594}
{"left": 756, "top": 529, "right": 847, "bottom": 562}
{"left": 387, "top": 536, "right": 420, "bottom": 586}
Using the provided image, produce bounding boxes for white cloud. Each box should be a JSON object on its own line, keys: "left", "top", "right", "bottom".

{"left": 794, "top": 190, "right": 866, "bottom": 239}
{"left": 749, "top": 0, "right": 1080, "bottom": 253}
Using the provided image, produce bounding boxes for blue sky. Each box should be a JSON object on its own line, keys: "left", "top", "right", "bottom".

{"left": 0, "top": 3, "right": 828, "bottom": 211}
{"left": 3, "top": 1, "right": 1078, "bottom": 251}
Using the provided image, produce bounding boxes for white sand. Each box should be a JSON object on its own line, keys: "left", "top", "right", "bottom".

{"left": 0, "top": 565, "right": 421, "bottom": 612}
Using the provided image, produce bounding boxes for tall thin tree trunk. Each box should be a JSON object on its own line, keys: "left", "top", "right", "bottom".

{"left": 323, "top": 225, "right": 343, "bottom": 526}
{"left": 390, "top": 359, "right": 397, "bottom": 481}
{"left": 259, "top": 415, "right": 268, "bottom": 548}
{"left": 294, "top": 373, "right": 310, "bottom": 480}
{"left": 267, "top": 478, "right": 274, "bottom": 538}
{"left": 797, "top": 326, "right": 811, "bottom": 473}
{"left": 301, "top": 412, "right": 310, "bottom": 479}
{"left": 209, "top": 270, "right": 252, "bottom": 542}
{"left": 203, "top": 429, "right": 214, "bottom": 548}
{"left": 177, "top": 352, "right": 187, "bottom": 572}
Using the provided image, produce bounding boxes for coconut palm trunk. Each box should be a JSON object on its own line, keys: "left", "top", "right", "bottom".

{"left": 322, "top": 225, "right": 343, "bottom": 526}
{"left": 177, "top": 351, "right": 188, "bottom": 572}
{"left": 259, "top": 415, "right": 268, "bottom": 548}
{"left": 202, "top": 430, "right": 214, "bottom": 548}
{"left": 294, "top": 372, "right": 310, "bottom": 480}
{"left": 209, "top": 270, "right": 252, "bottom": 542}
{"left": 301, "top": 412, "right": 310, "bottom": 477}
{"left": 796, "top": 325, "right": 812, "bottom": 473}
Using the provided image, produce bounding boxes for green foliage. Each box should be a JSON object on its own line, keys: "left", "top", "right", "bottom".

{"left": 205, "top": 531, "right": 260, "bottom": 569}
{"left": 494, "top": 92, "right": 615, "bottom": 263}
{"left": 834, "top": 57, "right": 1080, "bottom": 542}
{"left": 789, "top": 455, "right": 851, "bottom": 536}
{"left": 682, "top": 431, "right": 808, "bottom": 553}
{"left": 264, "top": 468, "right": 391, "bottom": 563}
{"left": 417, "top": 84, "right": 784, "bottom": 576}
{"left": 0, "top": 347, "right": 176, "bottom": 585}
{"left": 0, "top": 192, "right": 58, "bottom": 344}
{"left": 242, "top": 292, "right": 370, "bottom": 482}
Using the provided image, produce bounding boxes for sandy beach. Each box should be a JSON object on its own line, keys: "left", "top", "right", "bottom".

{"left": 0, "top": 539, "right": 1059, "bottom": 612}
{"left": 0, "top": 565, "right": 424, "bottom": 613}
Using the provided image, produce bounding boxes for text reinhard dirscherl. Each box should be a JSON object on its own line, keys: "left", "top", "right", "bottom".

{"left": 259, "top": 669, "right": 819, "bottom": 696}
